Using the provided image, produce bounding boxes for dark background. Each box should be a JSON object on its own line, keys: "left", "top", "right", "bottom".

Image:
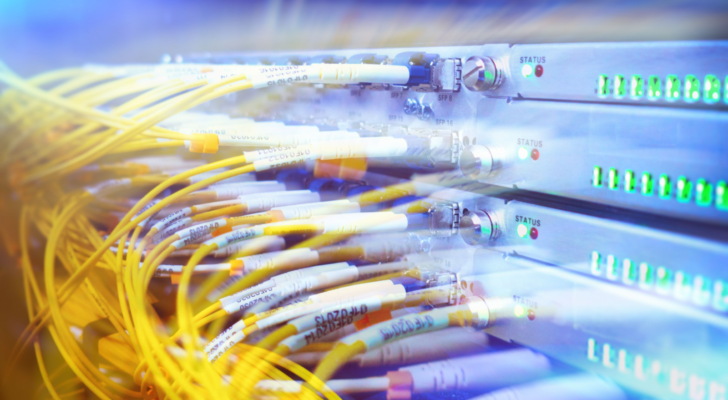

{"left": 2, "top": 0, "right": 728, "bottom": 398}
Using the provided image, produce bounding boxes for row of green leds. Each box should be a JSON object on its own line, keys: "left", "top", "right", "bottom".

{"left": 597, "top": 74, "right": 726, "bottom": 103}
{"left": 590, "top": 251, "right": 728, "bottom": 311}
{"left": 593, "top": 166, "right": 727, "bottom": 210}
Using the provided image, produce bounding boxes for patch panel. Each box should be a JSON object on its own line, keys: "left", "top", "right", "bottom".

{"left": 154, "top": 40, "right": 728, "bottom": 400}
{"left": 467, "top": 98, "right": 728, "bottom": 226}
{"left": 449, "top": 196, "right": 728, "bottom": 315}
{"left": 193, "top": 41, "right": 728, "bottom": 109}
{"left": 459, "top": 250, "right": 728, "bottom": 400}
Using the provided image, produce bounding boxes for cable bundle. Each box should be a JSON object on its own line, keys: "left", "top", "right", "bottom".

{"left": 0, "top": 61, "right": 502, "bottom": 400}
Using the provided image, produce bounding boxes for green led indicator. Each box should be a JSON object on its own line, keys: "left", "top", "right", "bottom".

{"left": 598, "top": 75, "right": 609, "bottom": 97}
{"left": 614, "top": 75, "right": 626, "bottom": 98}
{"left": 514, "top": 304, "right": 525, "bottom": 317}
{"left": 641, "top": 172, "right": 653, "bottom": 196}
{"left": 685, "top": 75, "right": 700, "bottom": 102}
{"left": 665, "top": 75, "right": 680, "bottom": 100}
{"left": 518, "top": 146, "right": 529, "bottom": 160}
{"left": 608, "top": 168, "right": 619, "bottom": 190}
{"left": 704, "top": 75, "right": 720, "bottom": 103}
{"left": 674, "top": 271, "right": 692, "bottom": 300}
{"left": 639, "top": 262, "right": 654, "bottom": 289}
{"left": 591, "top": 251, "right": 602, "bottom": 275}
{"left": 517, "top": 223, "right": 528, "bottom": 238}
{"left": 593, "top": 166, "right": 603, "bottom": 187}
{"left": 648, "top": 75, "right": 662, "bottom": 99}
{"left": 656, "top": 267, "right": 672, "bottom": 294}
{"left": 622, "top": 259, "right": 636, "bottom": 285}
{"left": 606, "top": 255, "right": 619, "bottom": 281}
{"left": 658, "top": 174, "right": 671, "bottom": 199}
{"left": 631, "top": 75, "right": 644, "bottom": 99}
{"left": 696, "top": 178, "right": 712, "bottom": 206}
{"left": 716, "top": 181, "right": 727, "bottom": 210}
{"left": 693, "top": 275, "right": 711, "bottom": 306}
{"left": 676, "top": 176, "right": 691, "bottom": 203}
{"left": 624, "top": 170, "right": 635, "bottom": 193}
{"left": 713, "top": 281, "right": 728, "bottom": 311}
{"left": 522, "top": 64, "right": 533, "bottom": 77}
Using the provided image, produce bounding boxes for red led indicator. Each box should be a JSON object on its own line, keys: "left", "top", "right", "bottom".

{"left": 530, "top": 227, "right": 539, "bottom": 240}
{"left": 531, "top": 149, "right": 540, "bottom": 160}
{"left": 528, "top": 309, "right": 536, "bottom": 320}
{"left": 535, "top": 65, "right": 544, "bottom": 77}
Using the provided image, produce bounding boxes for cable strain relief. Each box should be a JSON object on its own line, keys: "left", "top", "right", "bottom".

{"left": 212, "top": 225, "right": 233, "bottom": 237}
{"left": 189, "top": 134, "right": 219, "bottom": 153}
{"left": 229, "top": 259, "right": 244, "bottom": 276}
{"left": 386, "top": 371, "right": 413, "bottom": 400}
{"left": 203, "top": 134, "right": 219, "bottom": 153}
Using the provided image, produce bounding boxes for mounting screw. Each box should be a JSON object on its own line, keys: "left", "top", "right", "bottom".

{"left": 419, "top": 104, "right": 434, "bottom": 120}
{"left": 404, "top": 98, "right": 420, "bottom": 115}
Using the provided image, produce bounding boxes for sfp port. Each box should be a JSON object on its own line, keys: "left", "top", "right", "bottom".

{"left": 431, "top": 58, "right": 462, "bottom": 92}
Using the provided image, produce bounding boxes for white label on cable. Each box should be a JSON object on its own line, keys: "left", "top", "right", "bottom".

{"left": 243, "top": 66, "right": 313, "bottom": 89}
{"left": 207, "top": 330, "right": 245, "bottom": 363}
{"left": 154, "top": 208, "right": 192, "bottom": 231}
{"left": 252, "top": 147, "right": 317, "bottom": 171}
{"left": 86, "top": 178, "right": 131, "bottom": 196}
{"left": 341, "top": 310, "right": 450, "bottom": 348}
{"left": 222, "top": 286, "right": 276, "bottom": 314}
{"left": 209, "top": 225, "right": 264, "bottom": 249}
{"left": 290, "top": 297, "right": 382, "bottom": 333}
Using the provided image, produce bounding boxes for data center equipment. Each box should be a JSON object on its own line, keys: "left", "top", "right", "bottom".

{"left": 1, "top": 38, "right": 727, "bottom": 400}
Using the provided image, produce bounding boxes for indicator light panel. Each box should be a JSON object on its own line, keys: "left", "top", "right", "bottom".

{"left": 677, "top": 176, "right": 691, "bottom": 203}
{"left": 591, "top": 251, "right": 602, "bottom": 275}
{"left": 593, "top": 166, "right": 603, "bottom": 187}
{"left": 704, "top": 75, "right": 720, "bottom": 103}
{"left": 693, "top": 276, "right": 711, "bottom": 306}
{"left": 641, "top": 172, "right": 653, "bottom": 196}
{"left": 608, "top": 168, "right": 619, "bottom": 190}
{"left": 606, "top": 255, "right": 619, "bottom": 281}
{"left": 598, "top": 75, "right": 609, "bottom": 97}
{"left": 517, "top": 223, "right": 528, "bottom": 238}
{"left": 639, "top": 262, "right": 654, "bottom": 289}
{"left": 675, "top": 271, "right": 692, "bottom": 300}
{"left": 593, "top": 167, "right": 726, "bottom": 211}
{"left": 713, "top": 281, "right": 728, "bottom": 312}
{"left": 665, "top": 75, "right": 680, "bottom": 100}
{"left": 630, "top": 75, "right": 644, "bottom": 98}
{"left": 717, "top": 181, "right": 727, "bottom": 210}
{"left": 590, "top": 253, "right": 728, "bottom": 311}
{"left": 624, "top": 170, "right": 635, "bottom": 193}
{"left": 648, "top": 75, "right": 661, "bottom": 99}
{"left": 514, "top": 304, "right": 525, "bottom": 317}
{"left": 656, "top": 267, "right": 672, "bottom": 293}
{"left": 535, "top": 64, "right": 543, "bottom": 77}
{"left": 622, "top": 259, "right": 636, "bottom": 285}
{"left": 614, "top": 75, "right": 626, "bottom": 98}
{"left": 685, "top": 75, "right": 700, "bottom": 101}
{"left": 658, "top": 174, "right": 671, "bottom": 199}
{"left": 522, "top": 64, "right": 533, "bottom": 77}
{"left": 598, "top": 73, "right": 728, "bottom": 105}
{"left": 696, "top": 178, "right": 712, "bottom": 206}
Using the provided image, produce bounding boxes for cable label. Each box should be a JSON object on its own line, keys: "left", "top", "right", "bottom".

{"left": 342, "top": 311, "right": 449, "bottom": 348}
{"left": 252, "top": 148, "right": 315, "bottom": 171}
